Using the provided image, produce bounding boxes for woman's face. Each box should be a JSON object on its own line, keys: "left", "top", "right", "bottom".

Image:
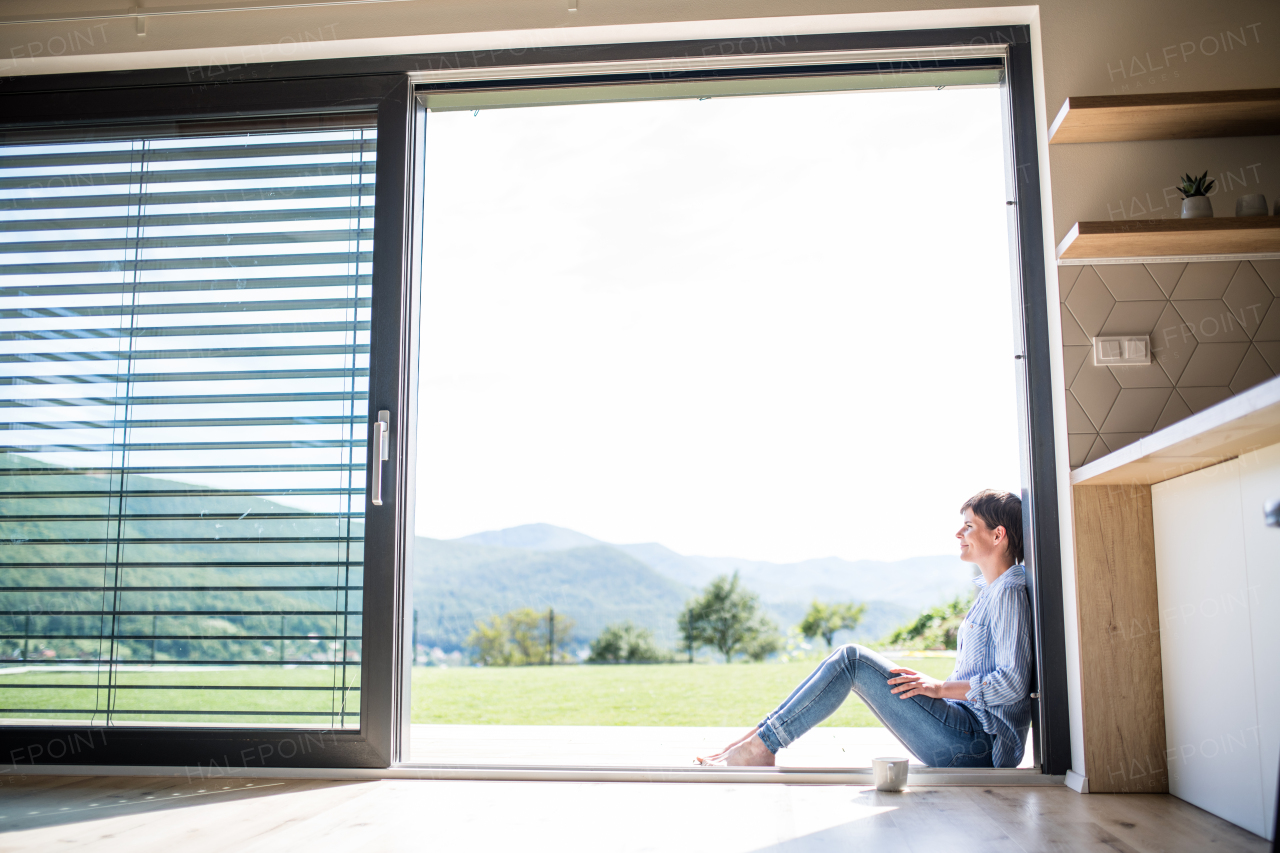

{"left": 956, "top": 508, "right": 1006, "bottom": 565}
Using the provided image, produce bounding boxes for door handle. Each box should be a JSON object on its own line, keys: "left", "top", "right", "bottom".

{"left": 371, "top": 410, "right": 390, "bottom": 506}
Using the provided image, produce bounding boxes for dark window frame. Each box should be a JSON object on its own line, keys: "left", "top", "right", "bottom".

{"left": 0, "top": 23, "right": 1068, "bottom": 776}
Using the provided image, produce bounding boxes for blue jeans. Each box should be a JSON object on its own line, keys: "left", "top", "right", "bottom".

{"left": 757, "top": 644, "right": 995, "bottom": 768}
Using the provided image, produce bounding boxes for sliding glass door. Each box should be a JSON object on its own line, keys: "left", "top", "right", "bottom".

{"left": 0, "top": 75, "right": 418, "bottom": 768}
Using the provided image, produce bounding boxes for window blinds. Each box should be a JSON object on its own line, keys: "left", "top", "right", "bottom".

{"left": 0, "top": 117, "right": 376, "bottom": 728}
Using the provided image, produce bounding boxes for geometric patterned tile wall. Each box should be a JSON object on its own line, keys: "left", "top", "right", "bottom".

{"left": 1061, "top": 259, "right": 1280, "bottom": 468}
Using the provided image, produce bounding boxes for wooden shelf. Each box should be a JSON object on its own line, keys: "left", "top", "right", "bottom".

{"left": 1071, "top": 374, "right": 1280, "bottom": 486}
{"left": 1055, "top": 217, "right": 1280, "bottom": 262}
{"left": 1049, "top": 88, "right": 1280, "bottom": 143}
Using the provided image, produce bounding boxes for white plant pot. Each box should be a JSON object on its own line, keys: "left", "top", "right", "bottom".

{"left": 1181, "top": 196, "right": 1213, "bottom": 219}
{"left": 1236, "top": 194, "right": 1268, "bottom": 217}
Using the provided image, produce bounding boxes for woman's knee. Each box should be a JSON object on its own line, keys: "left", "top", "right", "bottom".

{"left": 832, "top": 643, "right": 878, "bottom": 675}
{"left": 833, "top": 643, "right": 870, "bottom": 661}
{"left": 835, "top": 644, "right": 894, "bottom": 692}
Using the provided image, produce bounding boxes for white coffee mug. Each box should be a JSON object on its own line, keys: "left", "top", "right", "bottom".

{"left": 872, "top": 756, "right": 910, "bottom": 792}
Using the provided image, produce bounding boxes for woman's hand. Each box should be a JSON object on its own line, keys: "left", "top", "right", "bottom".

{"left": 887, "top": 667, "right": 945, "bottom": 700}
{"left": 888, "top": 668, "right": 972, "bottom": 700}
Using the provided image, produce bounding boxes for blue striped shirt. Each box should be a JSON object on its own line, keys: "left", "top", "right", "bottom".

{"left": 948, "top": 564, "right": 1033, "bottom": 768}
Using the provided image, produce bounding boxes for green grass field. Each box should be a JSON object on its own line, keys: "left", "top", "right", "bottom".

{"left": 0, "top": 667, "right": 361, "bottom": 726}
{"left": 0, "top": 655, "right": 956, "bottom": 727}
{"left": 411, "top": 656, "right": 956, "bottom": 727}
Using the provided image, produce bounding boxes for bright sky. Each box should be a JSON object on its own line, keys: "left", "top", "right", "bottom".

{"left": 415, "top": 86, "right": 1023, "bottom": 563}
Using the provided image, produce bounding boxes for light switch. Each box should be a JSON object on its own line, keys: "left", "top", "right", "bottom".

{"left": 1093, "top": 335, "right": 1151, "bottom": 366}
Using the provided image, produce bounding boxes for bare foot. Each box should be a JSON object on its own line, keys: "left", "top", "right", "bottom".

{"left": 696, "top": 727, "right": 761, "bottom": 765}
{"left": 697, "top": 733, "right": 776, "bottom": 767}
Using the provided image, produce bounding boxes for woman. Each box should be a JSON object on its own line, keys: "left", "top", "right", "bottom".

{"left": 697, "top": 489, "right": 1033, "bottom": 769}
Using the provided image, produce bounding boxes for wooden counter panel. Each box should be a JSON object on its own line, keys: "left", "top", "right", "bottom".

{"left": 1073, "top": 484, "right": 1168, "bottom": 793}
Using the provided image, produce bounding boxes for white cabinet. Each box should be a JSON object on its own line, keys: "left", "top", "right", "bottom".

{"left": 1152, "top": 443, "right": 1280, "bottom": 840}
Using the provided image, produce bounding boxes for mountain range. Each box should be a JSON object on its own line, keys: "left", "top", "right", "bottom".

{"left": 412, "top": 523, "right": 977, "bottom": 653}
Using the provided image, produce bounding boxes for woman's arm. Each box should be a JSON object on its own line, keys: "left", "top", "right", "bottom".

{"left": 887, "top": 670, "right": 969, "bottom": 700}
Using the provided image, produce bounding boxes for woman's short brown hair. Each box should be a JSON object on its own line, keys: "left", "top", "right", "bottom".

{"left": 961, "top": 490, "right": 1024, "bottom": 564}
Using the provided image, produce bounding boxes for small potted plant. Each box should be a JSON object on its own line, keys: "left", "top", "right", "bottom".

{"left": 1178, "top": 171, "right": 1215, "bottom": 219}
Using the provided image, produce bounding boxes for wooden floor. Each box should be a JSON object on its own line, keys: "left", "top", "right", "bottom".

{"left": 408, "top": 724, "right": 1035, "bottom": 768}
{"left": 0, "top": 773, "right": 1268, "bottom": 852}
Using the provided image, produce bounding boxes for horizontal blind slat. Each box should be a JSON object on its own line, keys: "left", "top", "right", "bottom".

{"left": 0, "top": 186, "right": 375, "bottom": 212}
{"left": 0, "top": 275, "right": 372, "bottom": 297}
{"left": 0, "top": 297, "right": 372, "bottom": 319}
{"left": 0, "top": 140, "right": 376, "bottom": 170}
{"left": 0, "top": 208, "right": 375, "bottom": 234}
{"left": 0, "top": 161, "right": 376, "bottom": 191}
{"left": 0, "top": 230, "right": 374, "bottom": 253}
{"left": 1, "top": 251, "right": 373, "bottom": 275}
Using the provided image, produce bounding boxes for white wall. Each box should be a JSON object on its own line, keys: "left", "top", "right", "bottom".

{"left": 1153, "top": 443, "right": 1280, "bottom": 840}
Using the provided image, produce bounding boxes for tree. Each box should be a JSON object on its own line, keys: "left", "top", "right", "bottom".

{"left": 677, "top": 607, "right": 699, "bottom": 663}
{"left": 679, "top": 573, "right": 780, "bottom": 663}
{"left": 883, "top": 593, "right": 973, "bottom": 651}
{"left": 505, "top": 608, "right": 545, "bottom": 664}
{"left": 468, "top": 613, "right": 517, "bottom": 666}
{"left": 742, "top": 622, "right": 783, "bottom": 662}
{"left": 799, "top": 601, "right": 868, "bottom": 650}
{"left": 467, "top": 607, "right": 574, "bottom": 665}
{"left": 542, "top": 607, "right": 576, "bottom": 664}
{"left": 587, "top": 622, "right": 665, "bottom": 663}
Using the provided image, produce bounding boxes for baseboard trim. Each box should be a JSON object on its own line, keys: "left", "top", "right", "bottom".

{"left": 1066, "top": 769, "right": 1089, "bottom": 793}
